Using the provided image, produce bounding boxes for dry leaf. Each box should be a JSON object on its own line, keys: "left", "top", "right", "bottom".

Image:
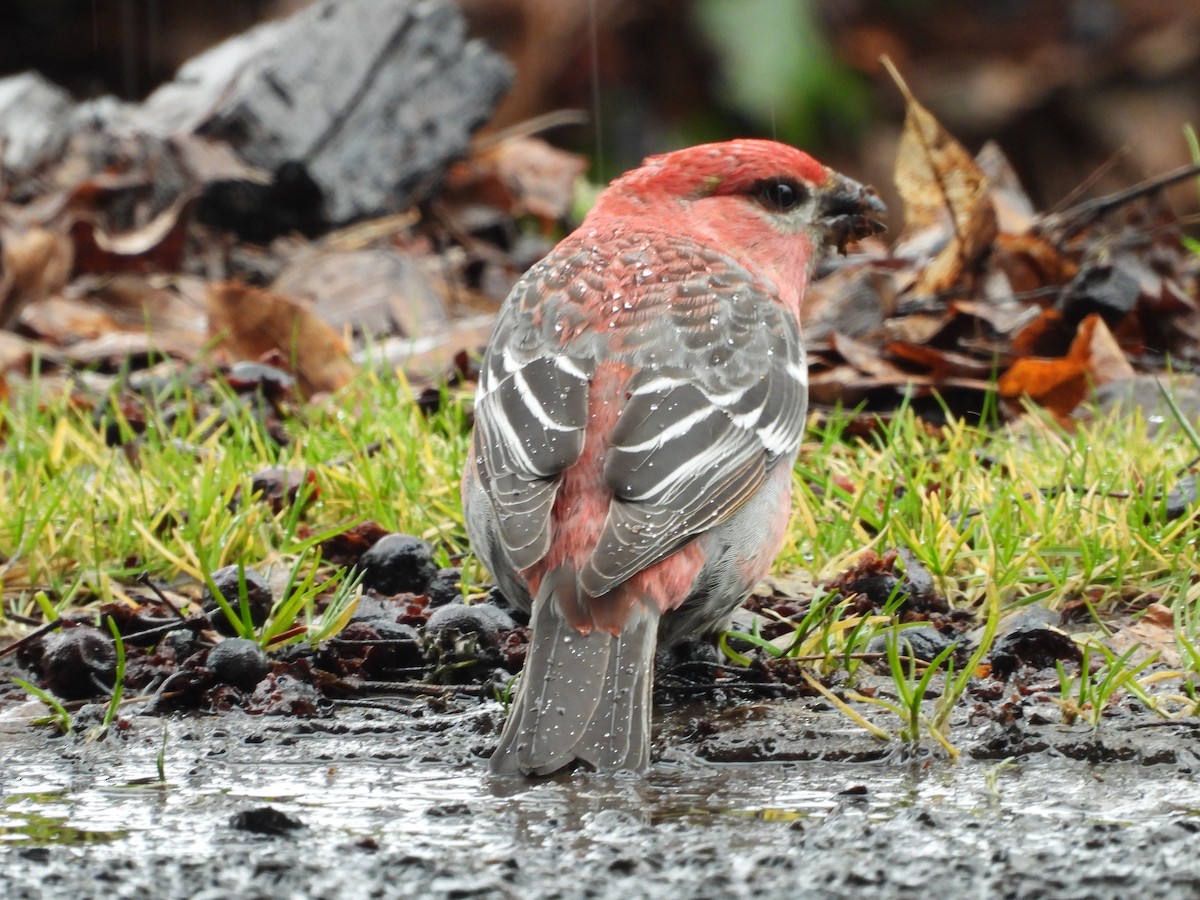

{"left": 0, "top": 331, "right": 36, "bottom": 373}
{"left": 207, "top": 282, "right": 357, "bottom": 397}
{"left": 1106, "top": 602, "right": 1180, "bottom": 668}
{"left": 999, "top": 315, "right": 1133, "bottom": 416}
{"left": 1084, "top": 313, "right": 1137, "bottom": 387}
{"left": 976, "top": 141, "right": 1036, "bottom": 235}
{"left": 886, "top": 341, "right": 997, "bottom": 380}
{"left": 358, "top": 313, "right": 496, "bottom": 382}
{"left": 447, "top": 135, "right": 588, "bottom": 223}
{"left": 273, "top": 247, "right": 449, "bottom": 337}
{"left": 950, "top": 298, "right": 1041, "bottom": 338}
{"left": 68, "top": 195, "right": 195, "bottom": 276}
{"left": 831, "top": 331, "right": 908, "bottom": 379}
{"left": 990, "top": 232, "right": 1077, "bottom": 296}
{"left": 0, "top": 227, "right": 74, "bottom": 329}
{"left": 19, "top": 275, "right": 208, "bottom": 361}
{"left": 885, "top": 58, "right": 998, "bottom": 297}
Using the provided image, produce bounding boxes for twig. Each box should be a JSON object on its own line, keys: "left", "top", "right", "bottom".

{"left": 1050, "top": 163, "right": 1200, "bottom": 240}
{"left": 350, "top": 680, "right": 495, "bottom": 698}
{"left": 0, "top": 618, "right": 63, "bottom": 659}
{"left": 1047, "top": 148, "right": 1129, "bottom": 215}
{"left": 137, "top": 572, "right": 190, "bottom": 622}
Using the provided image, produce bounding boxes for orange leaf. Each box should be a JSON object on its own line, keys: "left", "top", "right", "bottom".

{"left": 999, "top": 315, "right": 1134, "bottom": 416}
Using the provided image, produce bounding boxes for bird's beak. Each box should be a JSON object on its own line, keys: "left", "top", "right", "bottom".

{"left": 819, "top": 174, "right": 887, "bottom": 252}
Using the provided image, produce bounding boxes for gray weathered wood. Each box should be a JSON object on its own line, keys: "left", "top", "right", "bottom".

{"left": 139, "top": 0, "right": 512, "bottom": 223}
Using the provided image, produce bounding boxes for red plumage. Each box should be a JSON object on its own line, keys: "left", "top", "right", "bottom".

{"left": 463, "top": 139, "right": 884, "bottom": 775}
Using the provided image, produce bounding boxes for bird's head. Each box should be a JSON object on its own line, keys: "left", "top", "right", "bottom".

{"left": 591, "top": 139, "right": 886, "bottom": 313}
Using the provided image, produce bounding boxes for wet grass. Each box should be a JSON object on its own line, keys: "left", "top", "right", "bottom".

{"left": 788, "top": 400, "right": 1200, "bottom": 612}
{"left": 2, "top": 369, "right": 1200, "bottom": 747}
{"left": 0, "top": 370, "right": 472, "bottom": 620}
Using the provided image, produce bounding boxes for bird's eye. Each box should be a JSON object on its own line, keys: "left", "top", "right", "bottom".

{"left": 756, "top": 179, "right": 807, "bottom": 213}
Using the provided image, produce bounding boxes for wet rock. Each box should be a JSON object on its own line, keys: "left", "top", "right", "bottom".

{"left": 423, "top": 603, "right": 516, "bottom": 680}
{"left": 1081, "top": 374, "right": 1200, "bottom": 436}
{"left": 1056, "top": 259, "right": 1140, "bottom": 328}
{"left": 426, "top": 568, "right": 464, "bottom": 607}
{"left": 332, "top": 619, "right": 424, "bottom": 674}
{"left": 208, "top": 638, "right": 270, "bottom": 690}
{"left": 40, "top": 627, "right": 116, "bottom": 700}
{"left": 656, "top": 637, "right": 723, "bottom": 670}
{"left": 481, "top": 586, "right": 529, "bottom": 626}
{"left": 989, "top": 620, "right": 1080, "bottom": 680}
{"left": 359, "top": 534, "right": 438, "bottom": 596}
{"left": 248, "top": 673, "right": 322, "bottom": 717}
{"left": 203, "top": 566, "right": 273, "bottom": 635}
{"left": 1160, "top": 475, "right": 1198, "bottom": 523}
{"left": 159, "top": 628, "right": 201, "bottom": 662}
{"left": 424, "top": 603, "right": 515, "bottom": 644}
{"left": 229, "top": 806, "right": 304, "bottom": 835}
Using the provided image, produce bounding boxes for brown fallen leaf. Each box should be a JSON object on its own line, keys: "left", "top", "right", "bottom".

{"left": 1106, "top": 602, "right": 1181, "bottom": 669}
{"left": 19, "top": 274, "right": 208, "bottom": 361}
{"left": 1084, "top": 312, "right": 1137, "bottom": 387}
{"left": 801, "top": 262, "right": 896, "bottom": 344}
{"left": 446, "top": 135, "right": 589, "bottom": 224}
{"left": 989, "top": 232, "right": 1077, "bottom": 297}
{"left": 999, "top": 315, "right": 1134, "bottom": 417}
{"left": 0, "top": 331, "right": 37, "bottom": 374}
{"left": 951, "top": 298, "right": 1041, "bottom": 339}
{"left": 976, "top": 141, "right": 1036, "bottom": 235}
{"left": 359, "top": 313, "right": 497, "bottom": 383}
{"left": 273, "top": 247, "right": 449, "bottom": 337}
{"left": 884, "top": 57, "right": 998, "bottom": 298}
{"left": 207, "top": 282, "right": 357, "bottom": 397}
{"left": 68, "top": 195, "right": 195, "bottom": 276}
{"left": 886, "top": 341, "right": 998, "bottom": 381}
{"left": 0, "top": 226, "right": 74, "bottom": 329}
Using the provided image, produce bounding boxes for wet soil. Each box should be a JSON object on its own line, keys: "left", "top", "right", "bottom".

{"left": 4, "top": 697, "right": 1200, "bottom": 899}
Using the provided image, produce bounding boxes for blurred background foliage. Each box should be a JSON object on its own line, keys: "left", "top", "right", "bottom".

{"left": 2, "top": 0, "right": 1198, "bottom": 215}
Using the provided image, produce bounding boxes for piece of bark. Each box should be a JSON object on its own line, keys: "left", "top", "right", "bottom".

{"left": 139, "top": 0, "right": 512, "bottom": 223}
{"left": 0, "top": 72, "right": 74, "bottom": 191}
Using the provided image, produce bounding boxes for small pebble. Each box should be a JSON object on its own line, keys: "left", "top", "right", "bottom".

{"left": 208, "top": 638, "right": 270, "bottom": 690}
{"left": 359, "top": 534, "right": 438, "bottom": 595}
{"left": 40, "top": 627, "right": 116, "bottom": 700}
{"left": 424, "top": 603, "right": 515, "bottom": 645}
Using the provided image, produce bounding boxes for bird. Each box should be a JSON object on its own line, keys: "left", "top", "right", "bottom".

{"left": 462, "top": 139, "right": 885, "bottom": 776}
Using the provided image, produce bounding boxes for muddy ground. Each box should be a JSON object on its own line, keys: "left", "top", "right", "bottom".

{"left": 4, "top": 695, "right": 1200, "bottom": 899}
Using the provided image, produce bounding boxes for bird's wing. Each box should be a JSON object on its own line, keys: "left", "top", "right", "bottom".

{"left": 471, "top": 249, "right": 599, "bottom": 571}
{"left": 579, "top": 240, "right": 808, "bottom": 597}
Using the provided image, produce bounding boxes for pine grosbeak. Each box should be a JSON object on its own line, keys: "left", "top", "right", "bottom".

{"left": 463, "top": 139, "right": 885, "bottom": 775}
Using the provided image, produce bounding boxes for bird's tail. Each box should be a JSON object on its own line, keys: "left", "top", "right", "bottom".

{"left": 489, "top": 567, "right": 658, "bottom": 776}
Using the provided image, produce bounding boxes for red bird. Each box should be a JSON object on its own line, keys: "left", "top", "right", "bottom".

{"left": 463, "top": 139, "right": 885, "bottom": 775}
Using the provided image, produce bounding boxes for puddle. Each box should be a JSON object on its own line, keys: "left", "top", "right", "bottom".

{"left": 3, "top": 704, "right": 1200, "bottom": 898}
